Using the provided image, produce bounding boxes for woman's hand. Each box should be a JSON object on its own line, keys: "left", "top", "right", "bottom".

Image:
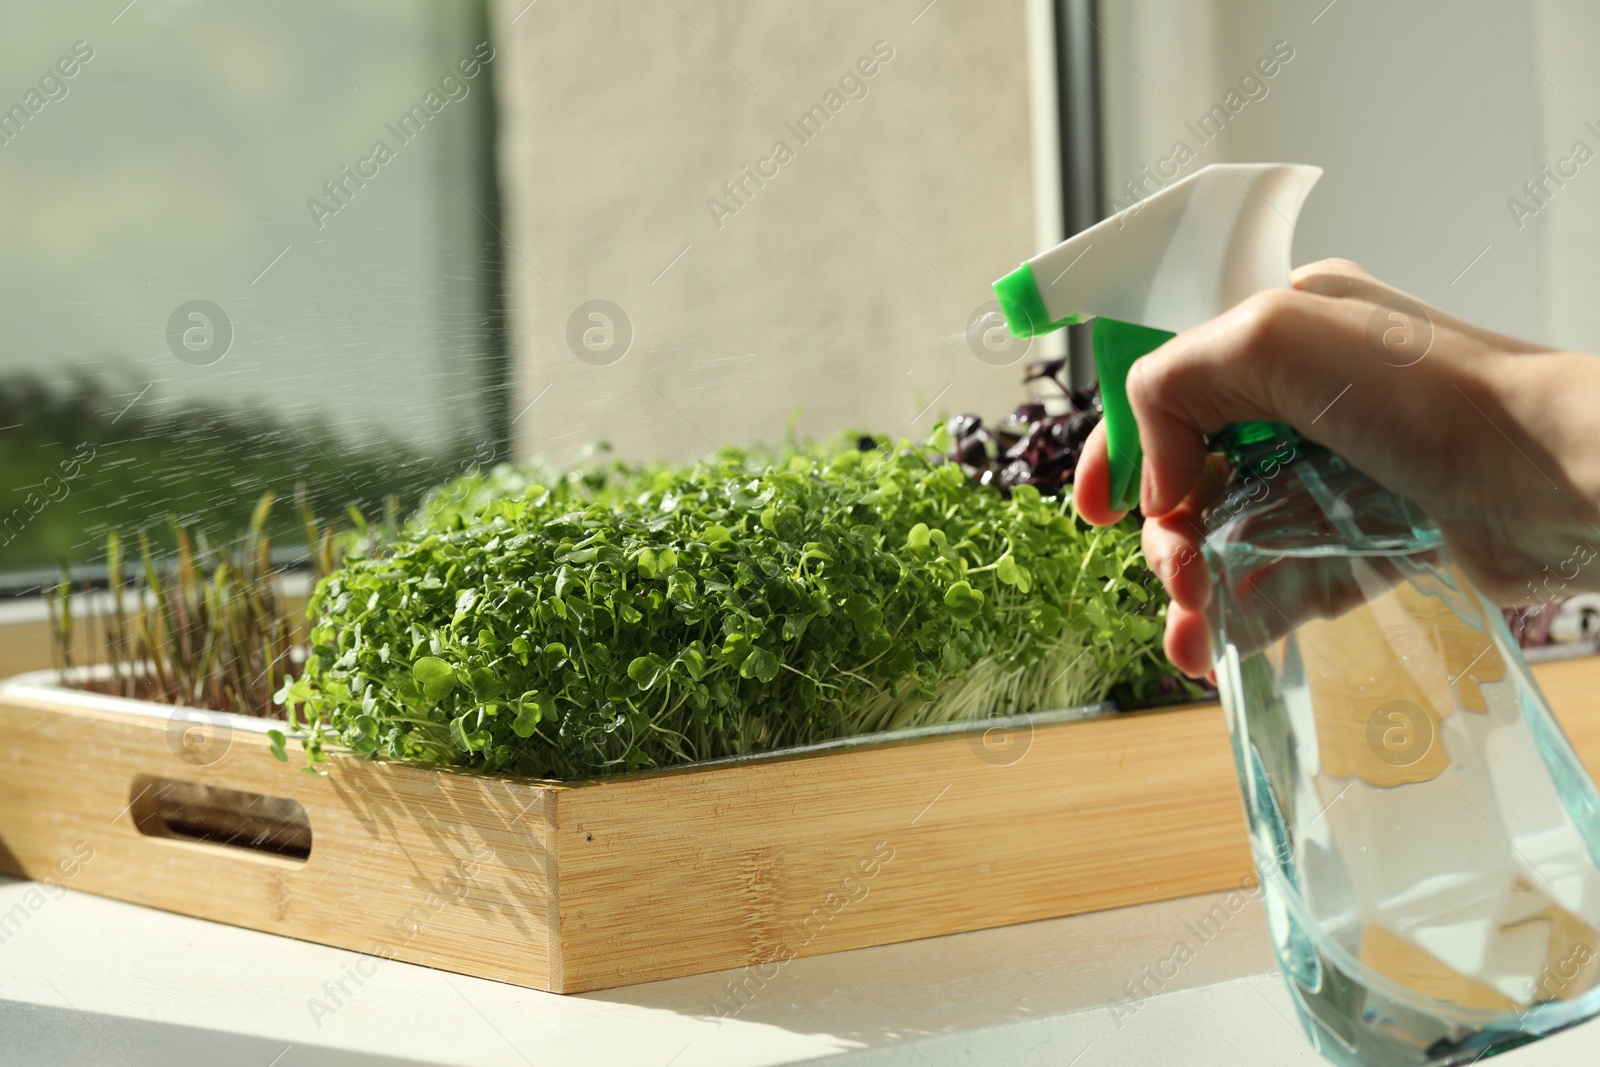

{"left": 1073, "top": 259, "right": 1600, "bottom": 677}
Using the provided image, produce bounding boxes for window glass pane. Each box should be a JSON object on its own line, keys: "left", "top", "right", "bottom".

{"left": 0, "top": 0, "right": 500, "bottom": 575}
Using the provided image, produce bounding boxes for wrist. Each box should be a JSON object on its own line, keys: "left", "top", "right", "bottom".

{"left": 1496, "top": 351, "right": 1600, "bottom": 563}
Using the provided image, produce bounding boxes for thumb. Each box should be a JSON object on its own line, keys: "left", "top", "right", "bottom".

{"left": 1070, "top": 419, "right": 1128, "bottom": 527}
{"left": 1126, "top": 289, "right": 1357, "bottom": 517}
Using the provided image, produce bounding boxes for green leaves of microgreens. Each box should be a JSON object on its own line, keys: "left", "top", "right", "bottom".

{"left": 413, "top": 656, "right": 457, "bottom": 701}
{"left": 279, "top": 436, "right": 1175, "bottom": 779}
{"left": 943, "top": 581, "right": 985, "bottom": 622}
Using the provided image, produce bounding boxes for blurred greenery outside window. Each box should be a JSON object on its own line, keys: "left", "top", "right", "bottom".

{"left": 0, "top": 0, "right": 505, "bottom": 583}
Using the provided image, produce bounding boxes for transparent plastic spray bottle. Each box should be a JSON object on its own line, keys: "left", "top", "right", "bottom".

{"left": 994, "top": 163, "right": 1600, "bottom": 1064}
{"left": 1201, "top": 420, "right": 1600, "bottom": 1065}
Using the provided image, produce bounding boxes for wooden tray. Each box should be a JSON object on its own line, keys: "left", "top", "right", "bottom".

{"left": 1, "top": 654, "right": 1596, "bottom": 994}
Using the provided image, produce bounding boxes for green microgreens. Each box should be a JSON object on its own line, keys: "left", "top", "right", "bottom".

{"left": 275, "top": 431, "right": 1186, "bottom": 778}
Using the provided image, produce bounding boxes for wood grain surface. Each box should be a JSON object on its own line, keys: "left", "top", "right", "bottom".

{"left": 0, "top": 654, "right": 1594, "bottom": 993}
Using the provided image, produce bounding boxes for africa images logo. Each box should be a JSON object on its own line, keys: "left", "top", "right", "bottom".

{"left": 1365, "top": 699, "right": 1435, "bottom": 768}
{"left": 0, "top": 40, "right": 95, "bottom": 148}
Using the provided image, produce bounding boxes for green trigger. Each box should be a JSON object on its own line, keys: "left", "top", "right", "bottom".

{"left": 1091, "top": 317, "right": 1175, "bottom": 514}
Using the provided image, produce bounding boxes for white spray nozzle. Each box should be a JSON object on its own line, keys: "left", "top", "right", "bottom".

{"left": 995, "top": 163, "right": 1323, "bottom": 337}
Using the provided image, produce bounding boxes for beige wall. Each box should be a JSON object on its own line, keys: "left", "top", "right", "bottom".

{"left": 1098, "top": 0, "right": 1552, "bottom": 344}
{"left": 492, "top": 0, "right": 1042, "bottom": 465}
{"left": 1532, "top": 3, "right": 1600, "bottom": 352}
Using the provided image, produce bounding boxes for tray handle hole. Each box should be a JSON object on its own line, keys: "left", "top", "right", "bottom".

{"left": 129, "top": 775, "right": 312, "bottom": 863}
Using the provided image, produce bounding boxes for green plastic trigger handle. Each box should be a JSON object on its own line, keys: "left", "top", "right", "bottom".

{"left": 1092, "top": 318, "right": 1175, "bottom": 513}
{"left": 991, "top": 265, "right": 1173, "bottom": 514}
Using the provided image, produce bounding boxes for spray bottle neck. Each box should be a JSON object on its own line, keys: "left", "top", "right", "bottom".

{"left": 1207, "top": 421, "right": 1304, "bottom": 479}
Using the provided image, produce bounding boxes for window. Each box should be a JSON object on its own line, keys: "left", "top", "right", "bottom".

{"left": 0, "top": 0, "right": 502, "bottom": 579}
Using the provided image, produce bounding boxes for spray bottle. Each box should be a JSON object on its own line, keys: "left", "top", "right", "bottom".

{"left": 994, "top": 162, "right": 1600, "bottom": 1066}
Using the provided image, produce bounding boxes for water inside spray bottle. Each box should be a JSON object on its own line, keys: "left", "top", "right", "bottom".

{"left": 1207, "top": 453, "right": 1600, "bottom": 1065}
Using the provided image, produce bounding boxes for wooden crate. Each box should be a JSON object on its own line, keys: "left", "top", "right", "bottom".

{"left": 1, "top": 654, "right": 1597, "bottom": 994}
